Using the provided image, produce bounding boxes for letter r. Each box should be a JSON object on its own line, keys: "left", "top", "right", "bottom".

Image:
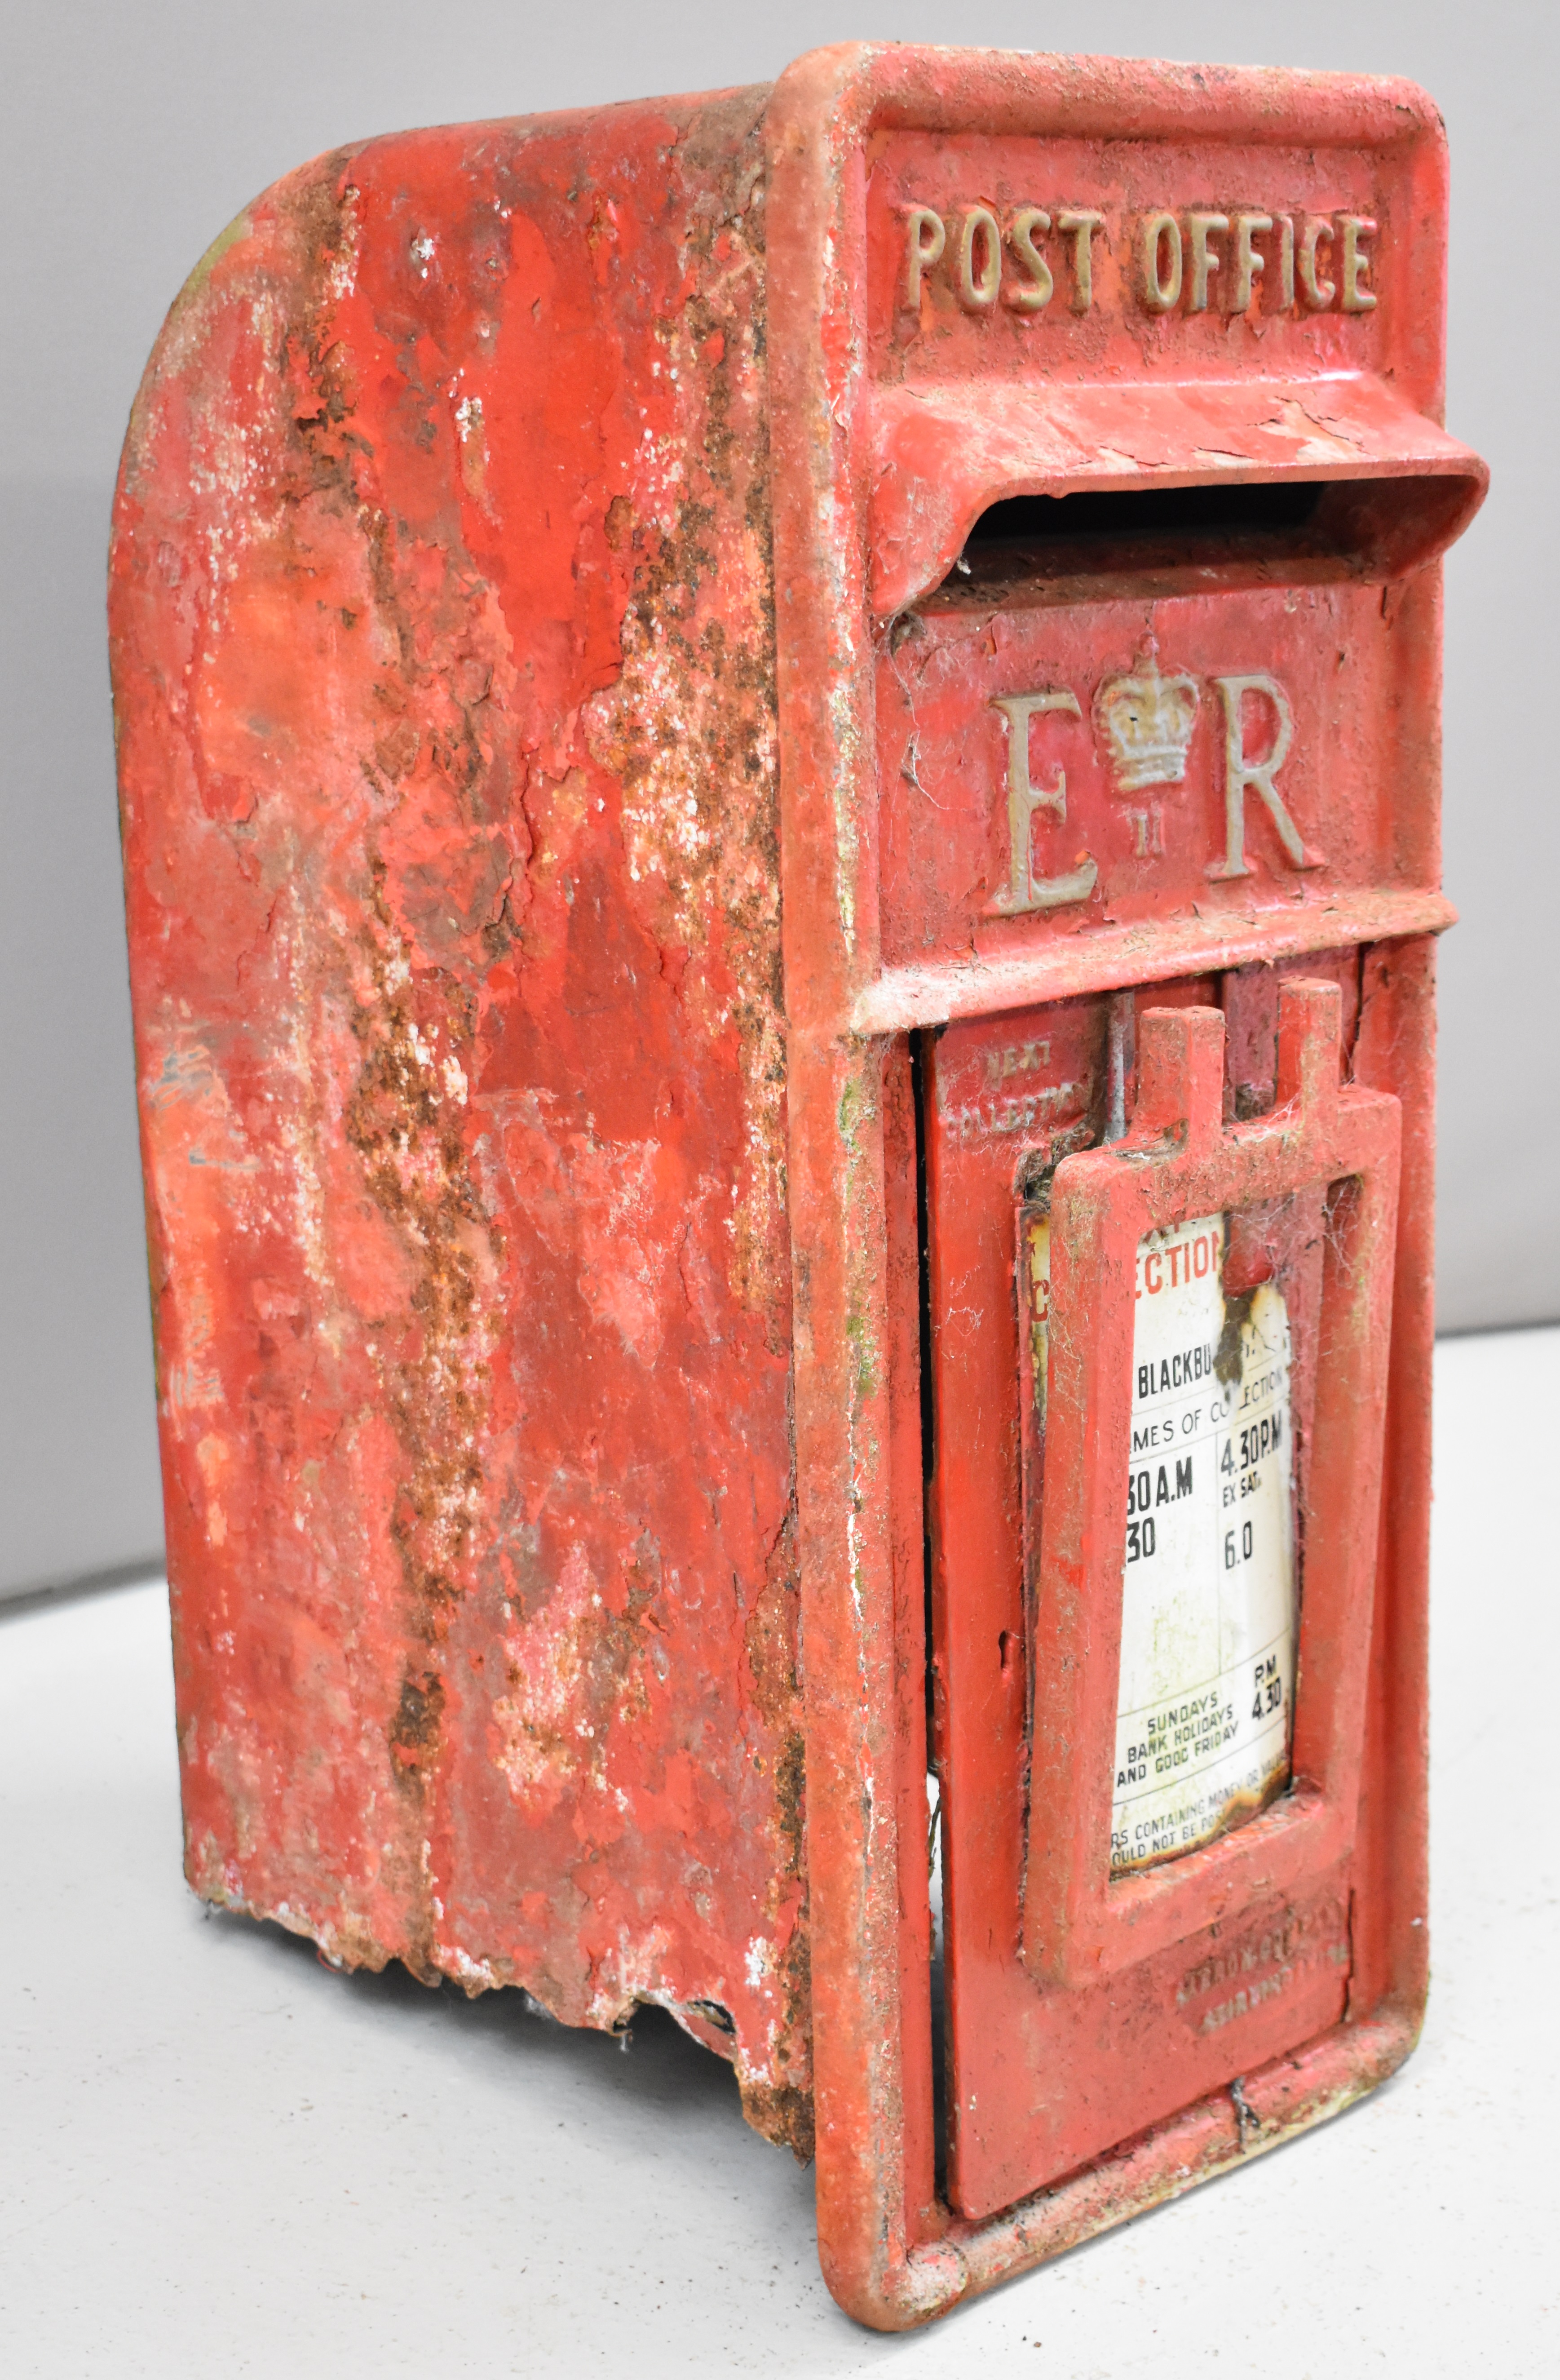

{"left": 1207, "top": 674, "right": 1326, "bottom": 878}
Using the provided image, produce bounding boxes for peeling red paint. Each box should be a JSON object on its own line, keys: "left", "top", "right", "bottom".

{"left": 111, "top": 44, "right": 1483, "bottom": 2332}
{"left": 112, "top": 86, "right": 807, "bottom": 2115}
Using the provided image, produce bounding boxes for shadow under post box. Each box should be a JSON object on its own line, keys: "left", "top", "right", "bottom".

{"left": 227, "top": 1901, "right": 756, "bottom": 2127}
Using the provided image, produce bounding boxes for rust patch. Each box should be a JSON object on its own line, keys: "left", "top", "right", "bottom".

{"left": 740, "top": 2073, "right": 818, "bottom": 2164}
{"left": 344, "top": 871, "right": 498, "bottom": 1978}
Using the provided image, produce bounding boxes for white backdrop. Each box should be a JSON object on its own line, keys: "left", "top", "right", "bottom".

{"left": 4, "top": 0, "right": 1555, "bottom": 1599}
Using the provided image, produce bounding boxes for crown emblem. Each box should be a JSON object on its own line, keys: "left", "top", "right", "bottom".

{"left": 1094, "top": 640, "right": 1199, "bottom": 792}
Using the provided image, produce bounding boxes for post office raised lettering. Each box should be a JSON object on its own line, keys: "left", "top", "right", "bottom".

{"left": 901, "top": 204, "right": 1378, "bottom": 317}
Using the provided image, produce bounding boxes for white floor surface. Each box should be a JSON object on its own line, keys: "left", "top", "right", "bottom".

{"left": 3, "top": 1328, "right": 1556, "bottom": 2376}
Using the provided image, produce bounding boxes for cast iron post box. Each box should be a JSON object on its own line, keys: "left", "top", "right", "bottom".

{"left": 109, "top": 44, "right": 1486, "bottom": 2327}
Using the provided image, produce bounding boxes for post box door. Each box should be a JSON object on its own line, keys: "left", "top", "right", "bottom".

{"left": 925, "top": 968, "right": 1399, "bottom": 2220}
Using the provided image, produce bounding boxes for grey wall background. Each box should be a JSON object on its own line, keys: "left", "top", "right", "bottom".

{"left": 4, "top": 1, "right": 1555, "bottom": 1602}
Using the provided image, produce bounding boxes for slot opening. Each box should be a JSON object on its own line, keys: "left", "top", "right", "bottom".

{"left": 930, "top": 470, "right": 1480, "bottom": 607}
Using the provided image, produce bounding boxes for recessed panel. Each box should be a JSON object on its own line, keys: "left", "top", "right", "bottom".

{"left": 876, "top": 584, "right": 1415, "bottom": 977}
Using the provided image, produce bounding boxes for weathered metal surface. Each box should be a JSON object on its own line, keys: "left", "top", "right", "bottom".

{"left": 110, "top": 41, "right": 1484, "bottom": 2333}
{"left": 110, "top": 87, "right": 812, "bottom": 2147}
{"left": 765, "top": 44, "right": 1482, "bottom": 2327}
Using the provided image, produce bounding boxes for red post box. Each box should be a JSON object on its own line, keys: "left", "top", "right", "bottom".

{"left": 109, "top": 45, "right": 1486, "bottom": 2328}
